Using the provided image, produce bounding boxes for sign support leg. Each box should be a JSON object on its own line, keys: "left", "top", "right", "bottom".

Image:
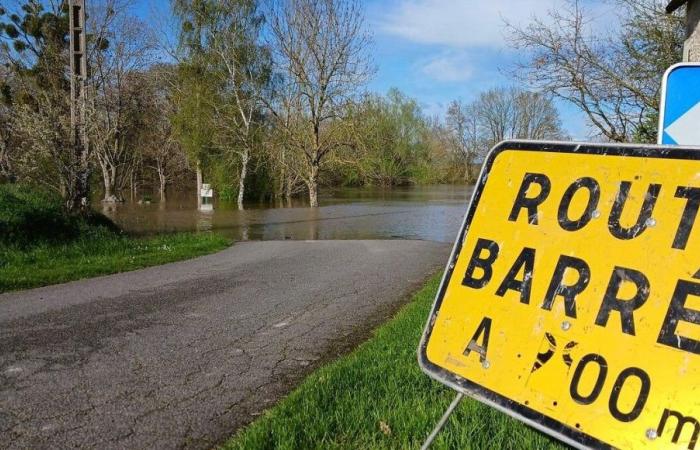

{"left": 420, "top": 392, "right": 464, "bottom": 450}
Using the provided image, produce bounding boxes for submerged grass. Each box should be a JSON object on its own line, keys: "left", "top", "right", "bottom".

{"left": 223, "top": 275, "right": 566, "bottom": 450}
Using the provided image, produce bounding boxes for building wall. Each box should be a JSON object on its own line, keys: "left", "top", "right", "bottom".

{"left": 685, "top": 1, "right": 700, "bottom": 61}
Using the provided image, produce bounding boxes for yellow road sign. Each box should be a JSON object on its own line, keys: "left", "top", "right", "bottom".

{"left": 419, "top": 141, "right": 700, "bottom": 450}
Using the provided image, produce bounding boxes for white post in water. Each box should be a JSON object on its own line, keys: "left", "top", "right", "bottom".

{"left": 200, "top": 183, "right": 214, "bottom": 211}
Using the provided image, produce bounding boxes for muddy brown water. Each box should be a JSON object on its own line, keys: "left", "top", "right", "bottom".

{"left": 99, "top": 185, "right": 473, "bottom": 243}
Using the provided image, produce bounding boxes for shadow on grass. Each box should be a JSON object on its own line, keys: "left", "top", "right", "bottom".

{"left": 0, "top": 184, "right": 232, "bottom": 293}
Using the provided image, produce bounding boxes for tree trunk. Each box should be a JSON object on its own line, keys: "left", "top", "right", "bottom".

{"left": 464, "top": 163, "right": 473, "bottom": 184}
{"left": 68, "top": 169, "right": 90, "bottom": 213}
{"left": 0, "top": 149, "right": 13, "bottom": 183}
{"left": 196, "top": 160, "right": 203, "bottom": 210}
{"left": 102, "top": 164, "right": 113, "bottom": 202}
{"left": 159, "top": 172, "right": 167, "bottom": 203}
{"left": 237, "top": 149, "right": 249, "bottom": 210}
{"left": 278, "top": 168, "right": 286, "bottom": 200}
{"left": 99, "top": 161, "right": 122, "bottom": 203}
{"left": 307, "top": 163, "right": 319, "bottom": 208}
{"left": 110, "top": 164, "right": 121, "bottom": 202}
{"left": 278, "top": 147, "right": 287, "bottom": 200}
{"left": 285, "top": 174, "right": 293, "bottom": 207}
{"left": 465, "top": 150, "right": 476, "bottom": 183}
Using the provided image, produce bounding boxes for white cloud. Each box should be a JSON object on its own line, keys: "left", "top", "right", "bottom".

{"left": 420, "top": 51, "right": 474, "bottom": 82}
{"left": 376, "top": 0, "right": 612, "bottom": 49}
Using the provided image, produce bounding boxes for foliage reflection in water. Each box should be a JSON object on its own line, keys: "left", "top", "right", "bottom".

{"left": 100, "top": 185, "right": 473, "bottom": 243}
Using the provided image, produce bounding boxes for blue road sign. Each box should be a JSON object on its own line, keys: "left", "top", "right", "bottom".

{"left": 659, "top": 63, "right": 700, "bottom": 145}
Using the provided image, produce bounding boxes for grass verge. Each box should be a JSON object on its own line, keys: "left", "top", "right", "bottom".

{"left": 0, "top": 183, "right": 231, "bottom": 293}
{"left": 0, "top": 231, "right": 231, "bottom": 293}
{"left": 223, "top": 274, "right": 567, "bottom": 450}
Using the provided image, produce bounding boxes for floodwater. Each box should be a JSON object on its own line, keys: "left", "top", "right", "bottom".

{"left": 100, "top": 185, "right": 474, "bottom": 243}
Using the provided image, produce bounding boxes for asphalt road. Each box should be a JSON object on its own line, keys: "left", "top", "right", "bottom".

{"left": 0, "top": 240, "right": 451, "bottom": 449}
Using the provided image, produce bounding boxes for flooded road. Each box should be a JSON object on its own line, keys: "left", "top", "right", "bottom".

{"left": 101, "top": 185, "right": 473, "bottom": 243}
{"left": 0, "top": 186, "right": 472, "bottom": 448}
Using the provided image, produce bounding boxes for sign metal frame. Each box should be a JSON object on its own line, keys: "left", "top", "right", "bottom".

{"left": 418, "top": 139, "right": 700, "bottom": 450}
{"left": 657, "top": 62, "right": 700, "bottom": 145}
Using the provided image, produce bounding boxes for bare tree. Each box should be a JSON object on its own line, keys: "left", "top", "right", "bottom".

{"left": 88, "top": 1, "right": 158, "bottom": 202}
{"left": 446, "top": 100, "right": 481, "bottom": 182}
{"left": 445, "top": 87, "right": 564, "bottom": 180}
{"left": 264, "top": 81, "right": 307, "bottom": 203}
{"left": 515, "top": 91, "right": 564, "bottom": 139}
{"left": 478, "top": 88, "right": 519, "bottom": 144}
{"left": 11, "top": 96, "right": 73, "bottom": 193}
{"left": 477, "top": 87, "right": 564, "bottom": 144}
{"left": 508, "top": 0, "right": 683, "bottom": 142}
{"left": 268, "top": 0, "right": 373, "bottom": 207}
{"left": 135, "top": 65, "right": 189, "bottom": 203}
{"left": 144, "top": 107, "right": 188, "bottom": 202}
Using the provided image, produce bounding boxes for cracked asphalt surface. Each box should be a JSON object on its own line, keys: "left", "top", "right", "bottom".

{"left": 0, "top": 240, "right": 451, "bottom": 449}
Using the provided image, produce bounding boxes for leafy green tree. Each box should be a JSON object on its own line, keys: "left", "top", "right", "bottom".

{"left": 170, "top": 62, "right": 218, "bottom": 200}
{"left": 0, "top": 1, "right": 92, "bottom": 212}
{"left": 343, "top": 89, "right": 439, "bottom": 187}
{"left": 201, "top": 0, "right": 270, "bottom": 209}
{"left": 0, "top": 1, "right": 115, "bottom": 212}
{"left": 0, "top": 1, "right": 69, "bottom": 97}
{"left": 170, "top": 0, "right": 220, "bottom": 204}
{"left": 171, "top": 0, "right": 271, "bottom": 209}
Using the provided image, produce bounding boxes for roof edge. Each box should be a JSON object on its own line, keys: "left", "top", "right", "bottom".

{"left": 667, "top": 0, "right": 689, "bottom": 13}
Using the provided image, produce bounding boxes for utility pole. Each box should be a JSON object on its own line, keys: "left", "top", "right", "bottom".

{"left": 69, "top": 0, "right": 90, "bottom": 212}
{"left": 667, "top": 0, "right": 700, "bottom": 61}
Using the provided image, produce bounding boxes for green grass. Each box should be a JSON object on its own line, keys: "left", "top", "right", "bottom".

{"left": 0, "top": 231, "right": 231, "bottom": 293}
{"left": 0, "top": 183, "right": 232, "bottom": 292}
{"left": 223, "top": 275, "right": 568, "bottom": 450}
{"left": 0, "top": 183, "right": 118, "bottom": 246}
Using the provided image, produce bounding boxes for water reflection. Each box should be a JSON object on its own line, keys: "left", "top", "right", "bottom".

{"left": 196, "top": 209, "right": 214, "bottom": 232}
{"left": 101, "top": 185, "right": 473, "bottom": 243}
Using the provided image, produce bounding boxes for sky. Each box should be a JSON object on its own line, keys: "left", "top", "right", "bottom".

{"left": 134, "top": 0, "right": 618, "bottom": 140}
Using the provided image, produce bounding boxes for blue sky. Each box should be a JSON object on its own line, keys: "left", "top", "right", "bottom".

{"left": 134, "top": 0, "right": 615, "bottom": 140}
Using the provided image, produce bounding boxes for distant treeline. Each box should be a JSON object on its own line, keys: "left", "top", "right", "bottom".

{"left": 13, "top": 0, "right": 681, "bottom": 211}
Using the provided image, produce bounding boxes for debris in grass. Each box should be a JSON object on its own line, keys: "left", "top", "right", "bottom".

{"left": 379, "top": 420, "right": 392, "bottom": 436}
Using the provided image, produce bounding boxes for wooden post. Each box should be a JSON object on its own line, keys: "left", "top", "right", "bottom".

{"left": 667, "top": 0, "right": 700, "bottom": 61}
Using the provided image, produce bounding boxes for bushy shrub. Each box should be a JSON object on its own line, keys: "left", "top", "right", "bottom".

{"left": 0, "top": 184, "right": 119, "bottom": 247}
